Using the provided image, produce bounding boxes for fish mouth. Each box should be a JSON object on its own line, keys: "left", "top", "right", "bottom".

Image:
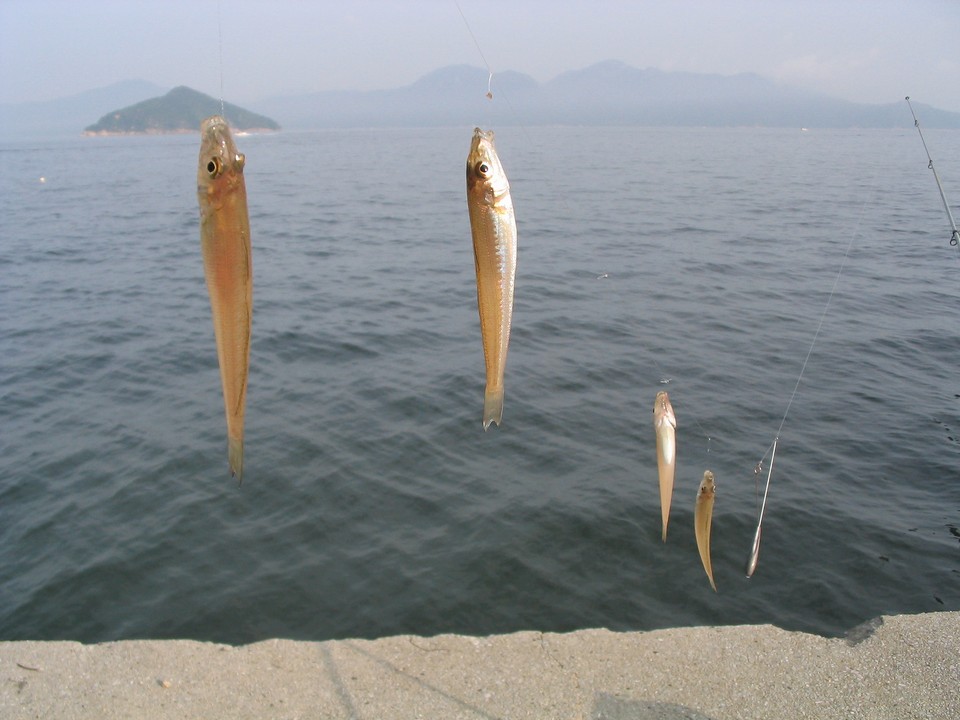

{"left": 473, "top": 127, "right": 495, "bottom": 142}
{"left": 653, "top": 391, "right": 676, "bottom": 428}
{"left": 469, "top": 128, "right": 497, "bottom": 161}
{"left": 202, "top": 115, "right": 227, "bottom": 128}
{"left": 201, "top": 115, "right": 231, "bottom": 141}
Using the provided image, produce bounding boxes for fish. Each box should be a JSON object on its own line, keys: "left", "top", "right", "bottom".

{"left": 197, "top": 115, "right": 253, "bottom": 482}
{"left": 746, "top": 438, "right": 778, "bottom": 577}
{"left": 466, "top": 127, "right": 517, "bottom": 430}
{"left": 746, "top": 525, "right": 762, "bottom": 578}
{"left": 695, "top": 470, "right": 718, "bottom": 592}
{"left": 653, "top": 390, "right": 677, "bottom": 541}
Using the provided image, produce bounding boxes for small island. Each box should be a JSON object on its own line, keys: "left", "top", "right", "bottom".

{"left": 83, "top": 86, "right": 279, "bottom": 135}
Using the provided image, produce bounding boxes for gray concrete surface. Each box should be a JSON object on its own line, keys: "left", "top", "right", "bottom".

{"left": 2, "top": 611, "right": 957, "bottom": 719}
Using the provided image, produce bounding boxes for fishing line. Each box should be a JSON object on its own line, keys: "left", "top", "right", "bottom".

{"left": 745, "top": 159, "right": 878, "bottom": 578}
{"left": 453, "top": 0, "right": 495, "bottom": 100}
{"left": 451, "top": 0, "right": 536, "bottom": 151}
{"left": 217, "top": 0, "right": 225, "bottom": 117}
{"left": 905, "top": 97, "right": 960, "bottom": 256}
{"left": 645, "top": 350, "right": 716, "bottom": 454}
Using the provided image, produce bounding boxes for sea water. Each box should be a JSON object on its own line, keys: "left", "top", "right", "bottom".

{"left": 0, "top": 126, "right": 957, "bottom": 644}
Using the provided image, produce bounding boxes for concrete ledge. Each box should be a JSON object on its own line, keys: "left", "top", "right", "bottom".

{"left": 2, "top": 611, "right": 957, "bottom": 719}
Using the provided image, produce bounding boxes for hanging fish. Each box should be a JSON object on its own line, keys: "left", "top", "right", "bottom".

{"left": 746, "top": 438, "right": 778, "bottom": 578}
{"left": 653, "top": 390, "right": 677, "bottom": 541}
{"left": 197, "top": 115, "right": 252, "bottom": 482}
{"left": 466, "top": 127, "right": 517, "bottom": 430}
{"left": 695, "top": 470, "right": 717, "bottom": 592}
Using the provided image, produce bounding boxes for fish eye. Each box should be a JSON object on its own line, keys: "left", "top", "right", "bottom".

{"left": 476, "top": 161, "right": 490, "bottom": 177}
{"left": 206, "top": 157, "right": 222, "bottom": 176}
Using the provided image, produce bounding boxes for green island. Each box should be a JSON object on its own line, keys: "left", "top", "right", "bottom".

{"left": 83, "top": 86, "right": 279, "bottom": 135}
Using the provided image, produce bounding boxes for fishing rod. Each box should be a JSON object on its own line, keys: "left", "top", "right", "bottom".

{"left": 745, "top": 101, "right": 953, "bottom": 577}
{"left": 905, "top": 96, "right": 960, "bottom": 248}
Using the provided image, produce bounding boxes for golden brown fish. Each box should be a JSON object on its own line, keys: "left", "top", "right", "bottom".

{"left": 653, "top": 390, "right": 676, "bottom": 541}
{"left": 695, "top": 470, "right": 717, "bottom": 592}
{"left": 197, "top": 115, "right": 252, "bottom": 482}
{"left": 466, "top": 127, "right": 517, "bottom": 429}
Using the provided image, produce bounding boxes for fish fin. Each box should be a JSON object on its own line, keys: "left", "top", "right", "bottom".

{"left": 660, "top": 479, "right": 672, "bottom": 542}
{"left": 229, "top": 437, "right": 244, "bottom": 485}
{"left": 700, "top": 532, "right": 717, "bottom": 590}
{"left": 482, "top": 388, "right": 504, "bottom": 430}
{"left": 700, "top": 538, "right": 717, "bottom": 591}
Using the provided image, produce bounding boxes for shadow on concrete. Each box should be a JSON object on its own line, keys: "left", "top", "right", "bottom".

{"left": 319, "top": 644, "right": 360, "bottom": 719}
{"left": 341, "top": 641, "right": 505, "bottom": 720}
{"left": 592, "top": 693, "right": 718, "bottom": 720}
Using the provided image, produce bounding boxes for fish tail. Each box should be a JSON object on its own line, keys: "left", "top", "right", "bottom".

{"left": 228, "top": 437, "right": 244, "bottom": 484}
{"left": 699, "top": 529, "right": 717, "bottom": 590}
{"left": 703, "top": 551, "right": 717, "bottom": 591}
{"left": 482, "top": 388, "right": 504, "bottom": 430}
{"left": 660, "top": 485, "right": 672, "bottom": 542}
{"left": 697, "top": 540, "right": 719, "bottom": 592}
{"left": 704, "top": 537, "right": 717, "bottom": 592}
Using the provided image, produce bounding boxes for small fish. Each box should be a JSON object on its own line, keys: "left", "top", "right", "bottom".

{"left": 197, "top": 115, "right": 253, "bottom": 482}
{"left": 695, "top": 470, "right": 717, "bottom": 592}
{"left": 466, "top": 127, "right": 517, "bottom": 430}
{"left": 746, "top": 438, "right": 778, "bottom": 577}
{"left": 745, "top": 525, "right": 762, "bottom": 578}
{"left": 653, "top": 390, "right": 677, "bottom": 541}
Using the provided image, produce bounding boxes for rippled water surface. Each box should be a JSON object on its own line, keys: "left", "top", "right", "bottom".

{"left": 1, "top": 126, "right": 958, "bottom": 644}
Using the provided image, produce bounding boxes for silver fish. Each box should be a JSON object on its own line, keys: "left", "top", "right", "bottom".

{"left": 746, "top": 437, "right": 778, "bottom": 578}
{"left": 466, "top": 127, "right": 517, "bottom": 429}
{"left": 653, "top": 390, "right": 677, "bottom": 541}
{"left": 746, "top": 526, "right": 762, "bottom": 578}
{"left": 695, "top": 470, "right": 717, "bottom": 592}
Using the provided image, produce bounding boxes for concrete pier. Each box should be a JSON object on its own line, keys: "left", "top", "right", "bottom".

{"left": 2, "top": 611, "right": 957, "bottom": 719}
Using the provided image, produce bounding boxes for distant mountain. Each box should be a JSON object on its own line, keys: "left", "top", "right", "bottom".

{"left": 256, "top": 65, "right": 540, "bottom": 129}
{"left": 3, "top": 63, "right": 958, "bottom": 139}
{"left": 536, "top": 61, "right": 960, "bottom": 128}
{"left": 83, "top": 86, "right": 279, "bottom": 135}
{"left": 0, "top": 80, "right": 166, "bottom": 139}
{"left": 252, "top": 60, "right": 960, "bottom": 130}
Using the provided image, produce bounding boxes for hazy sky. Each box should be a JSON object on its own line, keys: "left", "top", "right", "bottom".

{"left": 2, "top": 0, "right": 959, "bottom": 112}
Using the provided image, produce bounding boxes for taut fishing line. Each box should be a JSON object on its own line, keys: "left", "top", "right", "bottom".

{"left": 452, "top": 0, "right": 535, "bottom": 148}
{"left": 453, "top": 0, "right": 494, "bottom": 100}
{"left": 905, "top": 97, "right": 960, "bottom": 259}
{"left": 745, "top": 161, "right": 880, "bottom": 579}
{"left": 217, "top": 0, "right": 225, "bottom": 117}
